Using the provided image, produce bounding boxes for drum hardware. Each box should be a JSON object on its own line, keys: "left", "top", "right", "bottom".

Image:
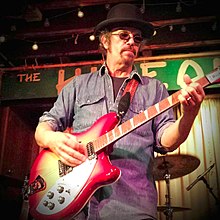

{"left": 157, "top": 206, "right": 191, "bottom": 212}
{"left": 153, "top": 154, "right": 200, "bottom": 181}
{"left": 154, "top": 154, "right": 199, "bottom": 220}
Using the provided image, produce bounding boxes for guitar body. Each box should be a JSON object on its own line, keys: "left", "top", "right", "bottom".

{"left": 28, "top": 112, "right": 121, "bottom": 220}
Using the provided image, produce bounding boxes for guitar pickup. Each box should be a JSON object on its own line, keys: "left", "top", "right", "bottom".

{"left": 58, "top": 160, "right": 73, "bottom": 177}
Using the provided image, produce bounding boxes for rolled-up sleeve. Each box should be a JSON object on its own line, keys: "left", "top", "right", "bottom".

{"left": 152, "top": 82, "right": 176, "bottom": 154}
{"left": 38, "top": 79, "right": 76, "bottom": 131}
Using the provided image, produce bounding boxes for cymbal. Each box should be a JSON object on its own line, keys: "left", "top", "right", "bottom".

{"left": 157, "top": 205, "right": 191, "bottom": 212}
{"left": 153, "top": 154, "right": 200, "bottom": 180}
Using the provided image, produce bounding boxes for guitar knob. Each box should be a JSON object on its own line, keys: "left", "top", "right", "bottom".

{"left": 47, "top": 191, "right": 54, "bottom": 199}
{"left": 47, "top": 202, "right": 55, "bottom": 210}
{"left": 57, "top": 185, "right": 64, "bottom": 193}
{"left": 43, "top": 200, "right": 48, "bottom": 206}
{"left": 58, "top": 196, "right": 65, "bottom": 204}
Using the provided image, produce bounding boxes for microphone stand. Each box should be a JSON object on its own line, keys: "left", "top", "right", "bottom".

{"left": 186, "top": 163, "right": 219, "bottom": 205}
{"left": 200, "top": 176, "right": 219, "bottom": 205}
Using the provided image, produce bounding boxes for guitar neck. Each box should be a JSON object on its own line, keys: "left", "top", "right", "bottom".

{"left": 93, "top": 67, "right": 220, "bottom": 153}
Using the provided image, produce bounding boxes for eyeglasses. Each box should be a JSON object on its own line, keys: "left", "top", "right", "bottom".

{"left": 111, "top": 31, "right": 143, "bottom": 44}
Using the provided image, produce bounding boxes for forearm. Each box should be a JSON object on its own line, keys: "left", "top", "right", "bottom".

{"left": 35, "top": 121, "right": 87, "bottom": 166}
{"left": 35, "top": 121, "right": 56, "bottom": 148}
{"left": 160, "top": 112, "right": 197, "bottom": 152}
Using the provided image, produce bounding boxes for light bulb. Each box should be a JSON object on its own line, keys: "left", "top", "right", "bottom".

{"left": 89, "top": 35, "right": 95, "bottom": 41}
{"left": 169, "top": 25, "right": 173, "bottom": 31}
{"left": 78, "top": 10, "right": 84, "bottom": 18}
{"left": 32, "top": 43, "right": 38, "bottom": 50}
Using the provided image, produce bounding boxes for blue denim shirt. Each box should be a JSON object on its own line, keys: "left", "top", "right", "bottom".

{"left": 39, "top": 64, "right": 175, "bottom": 220}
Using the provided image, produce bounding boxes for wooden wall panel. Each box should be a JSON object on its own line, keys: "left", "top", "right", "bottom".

{"left": 0, "top": 99, "right": 53, "bottom": 219}
{"left": 0, "top": 106, "right": 38, "bottom": 180}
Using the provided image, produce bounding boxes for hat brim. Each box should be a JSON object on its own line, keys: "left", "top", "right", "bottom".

{"left": 94, "top": 18, "right": 154, "bottom": 39}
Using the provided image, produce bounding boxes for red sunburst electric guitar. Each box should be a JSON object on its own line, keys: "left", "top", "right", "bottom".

{"left": 28, "top": 68, "right": 220, "bottom": 220}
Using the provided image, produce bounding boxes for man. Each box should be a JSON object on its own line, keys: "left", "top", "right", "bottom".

{"left": 34, "top": 3, "right": 205, "bottom": 220}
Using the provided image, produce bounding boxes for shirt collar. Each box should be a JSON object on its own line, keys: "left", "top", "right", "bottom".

{"left": 98, "top": 63, "right": 143, "bottom": 84}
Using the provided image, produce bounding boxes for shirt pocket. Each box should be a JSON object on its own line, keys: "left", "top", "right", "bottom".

{"left": 73, "top": 93, "right": 106, "bottom": 131}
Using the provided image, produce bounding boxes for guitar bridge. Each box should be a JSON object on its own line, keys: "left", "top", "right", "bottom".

{"left": 86, "top": 142, "right": 96, "bottom": 160}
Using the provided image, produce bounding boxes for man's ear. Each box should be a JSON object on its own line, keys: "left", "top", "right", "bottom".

{"left": 101, "top": 35, "right": 109, "bottom": 50}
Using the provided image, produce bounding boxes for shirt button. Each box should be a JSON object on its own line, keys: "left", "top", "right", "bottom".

{"left": 87, "top": 99, "right": 90, "bottom": 103}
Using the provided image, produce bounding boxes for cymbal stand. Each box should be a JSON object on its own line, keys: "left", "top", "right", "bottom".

{"left": 163, "top": 166, "right": 173, "bottom": 220}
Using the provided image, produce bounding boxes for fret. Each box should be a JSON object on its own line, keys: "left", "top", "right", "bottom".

{"left": 114, "top": 126, "right": 121, "bottom": 139}
{"left": 130, "top": 117, "right": 134, "bottom": 128}
{"left": 167, "top": 95, "right": 173, "bottom": 106}
{"left": 109, "top": 130, "right": 115, "bottom": 142}
{"left": 106, "top": 132, "right": 110, "bottom": 144}
{"left": 113, "top": 129, "right": 117, "bottom": 140}
{"left": 155, "top": 103, "right": 160, "bottom": 113}
{"left": 118, "top": 125, "right": 123, "bottom": 136}
{"left": 144, "top": 109, "right": 149, "bottom": 120}
{"left": 172, "top": 91, "right": 181, "bottom": 105}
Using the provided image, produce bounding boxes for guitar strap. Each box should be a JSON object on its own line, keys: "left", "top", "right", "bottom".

{"left": 19, "top": 175, "right": 30, "bottom": 220}
{"left": 118, "top": 78, "right": 139, "bottom": 118}
{"left": 105, "top": 78, "right": 139, "bottom": 155}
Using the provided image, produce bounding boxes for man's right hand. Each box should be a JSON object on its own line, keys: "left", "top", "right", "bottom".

{"left": 35, "top": 122, "right": 87, "bottom": 167}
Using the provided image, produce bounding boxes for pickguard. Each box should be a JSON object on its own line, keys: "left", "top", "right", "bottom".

{"left": 37, "top": 158, "right": 97, "bottom": 215}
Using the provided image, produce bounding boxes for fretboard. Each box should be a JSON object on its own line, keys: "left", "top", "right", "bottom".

{"left": 93, "top": 67, "right": 220, "bottom": 153}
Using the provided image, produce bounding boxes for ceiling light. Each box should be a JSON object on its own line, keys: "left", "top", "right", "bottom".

{"left": 169, "top": 25, "right": 173, "bottom": 31}
{"left": 89, "top": 35, "right": 95, "bottom": 41}
{"left": 32, "top": 42, "right": 38, "bottom": 50}
{"left": 78, "top": 9, "right": 84, "bottom": 18}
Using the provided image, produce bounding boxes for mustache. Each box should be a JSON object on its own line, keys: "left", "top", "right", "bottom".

{"left": 121, "top": 47, "right": 137, "bottom": 56}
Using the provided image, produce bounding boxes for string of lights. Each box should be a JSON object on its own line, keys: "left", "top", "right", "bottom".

{"left": 0, "top": 1, "right": 218, "bottom": 52}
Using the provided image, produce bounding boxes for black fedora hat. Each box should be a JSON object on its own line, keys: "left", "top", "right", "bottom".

{"left": 94, "top": 3, "right": 154, "bottom": 39}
